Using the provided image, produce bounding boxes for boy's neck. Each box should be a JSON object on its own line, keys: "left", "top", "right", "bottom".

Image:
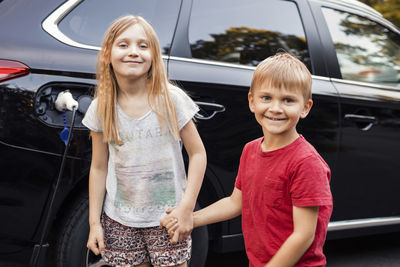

{"left": 261, "top": 131, "right": 300, "bottom": 152}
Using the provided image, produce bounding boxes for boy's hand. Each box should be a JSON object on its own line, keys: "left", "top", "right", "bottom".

{"left": 160, "top": 208, "right": 175, "bottom": 230}
{"left": 161, "top": 208, "right": 179, "bottom": 237}
{"left": 86, "top": 223, "right": 105, "bottom": 255}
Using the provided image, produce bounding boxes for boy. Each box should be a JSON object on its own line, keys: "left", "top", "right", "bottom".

{"left": 162, "top": 53, "right": 333, "bottom": 267}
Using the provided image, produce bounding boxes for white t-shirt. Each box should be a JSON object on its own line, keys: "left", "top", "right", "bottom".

{"left": 82, "top": 86, "right": 199, "bottom": 227}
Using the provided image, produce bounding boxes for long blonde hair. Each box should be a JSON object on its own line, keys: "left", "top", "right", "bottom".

{"left": 95, "top": 15, "right": 179, "bottom": 145}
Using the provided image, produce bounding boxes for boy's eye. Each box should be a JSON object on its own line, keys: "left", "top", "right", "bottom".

{"left": 284, "top": 98, "right": 295, "bottom": 103}
{"left": 262, "top": 96, "right": 271, "bottom": 101}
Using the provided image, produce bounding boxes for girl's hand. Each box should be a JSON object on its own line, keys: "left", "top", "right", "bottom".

{"left": 86, "top": 223, "right": 105, "bottom": 255}
{"left": 168, "top": 205, "right": 194, "bottom": 244}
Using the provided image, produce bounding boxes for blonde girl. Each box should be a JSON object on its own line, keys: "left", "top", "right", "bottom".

{"left": 83, "top": 15, "right": 206, "bottom": 267}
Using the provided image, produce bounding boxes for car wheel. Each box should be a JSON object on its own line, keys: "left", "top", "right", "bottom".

{"left": 86, "top": 250, "right": 108, "bottom": 267}
{"left": 55, "top": 195, "right": 91, "bottom": 267}
{"left": 189, "top": 224, "right": 209, "bottom": 267}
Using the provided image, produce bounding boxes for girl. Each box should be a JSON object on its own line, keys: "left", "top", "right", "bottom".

{"left": 83, "top": 15, "right": 206, "bottom": 267}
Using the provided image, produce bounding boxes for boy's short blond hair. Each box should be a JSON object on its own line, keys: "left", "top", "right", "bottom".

{"left": 250, "top": 53, "right": 312, "bottom": 100}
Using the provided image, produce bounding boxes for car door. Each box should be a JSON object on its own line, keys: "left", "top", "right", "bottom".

{"left": 315, "top": 3, "right": 400, "bottom": 223}
{"left": 168, "top": 0, "right": 340, "bottom": 251}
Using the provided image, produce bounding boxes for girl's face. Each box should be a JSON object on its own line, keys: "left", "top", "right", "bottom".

{"left": 110, "top": 23, "right": 152, "bottom": 82}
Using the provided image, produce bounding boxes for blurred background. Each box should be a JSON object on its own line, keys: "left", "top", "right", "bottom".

{"left": 360, "top": 0, "right": 400, "bottom": 27}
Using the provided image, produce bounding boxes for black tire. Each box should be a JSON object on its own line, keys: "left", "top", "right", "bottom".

{"left": 189, "top": 224, "right": 209, "bottom": 267}
{"left": 55, "top": 195, "right": 90, "bottom": 267}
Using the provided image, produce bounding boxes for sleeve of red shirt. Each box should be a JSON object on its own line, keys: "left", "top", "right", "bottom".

{"left": 235, "top": 143, "right": 250, "bottom": 191}
{"left": 290, "top": 155, "right": 333, "bottom": 207}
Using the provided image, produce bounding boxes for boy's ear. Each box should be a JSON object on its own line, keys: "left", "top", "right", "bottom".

{"left": 300, "top": 99, "right": 313, "bottom": 119}
{"left": 248, "top": 92, "right": 255, "bottom": 113}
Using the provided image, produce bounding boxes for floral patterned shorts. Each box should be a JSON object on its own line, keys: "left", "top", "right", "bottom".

{"left": 101, "top": 213, "right": 192, "bottom": 267}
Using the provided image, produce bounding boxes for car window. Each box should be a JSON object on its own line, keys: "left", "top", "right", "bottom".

{"left": 322, "top": 7, "right": 400, "bottom": 87}
{"left": 188, "top": 0, "right": 311, "bottom": 71}
{"left": 58, "top": 0, "right": 181, "bottom": 54}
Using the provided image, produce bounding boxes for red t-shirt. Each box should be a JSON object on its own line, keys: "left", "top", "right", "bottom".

{"left": 235, "top": 136, "right": 332, "bottom": 267}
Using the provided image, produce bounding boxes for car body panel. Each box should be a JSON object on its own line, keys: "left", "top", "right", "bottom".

{"left": 0, "top": 0, "right": 399, "bottom": 263}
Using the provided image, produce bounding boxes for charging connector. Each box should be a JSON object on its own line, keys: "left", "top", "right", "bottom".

{"left": 55, "top": 90, "right": 79, "bottom": 111}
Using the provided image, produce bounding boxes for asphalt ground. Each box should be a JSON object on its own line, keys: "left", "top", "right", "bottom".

{"left": 205, "top": 232, "right": 400, "bottom": 266}
{"left": 1, "top": 232, "right": 400, "bottom": 266}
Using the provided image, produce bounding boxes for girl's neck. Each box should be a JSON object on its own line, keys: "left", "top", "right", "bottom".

{"left": 116, "top": 77, "right": 152, "bottom": 119}
{"left": 116, "top": 75, "right": 148, "bottom": 98}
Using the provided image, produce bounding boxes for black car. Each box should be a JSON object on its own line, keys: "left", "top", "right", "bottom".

{"left": 1, "top": 0, "right": 400, "bottom": 266}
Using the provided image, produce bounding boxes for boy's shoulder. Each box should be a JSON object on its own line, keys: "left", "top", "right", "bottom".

{"left": 246, "top": 137, "right": 263, "bottom": 146}
{"left": 241, "top": 136, "right": 328, "bottom": 167}
{"left": 243, "top": 137, "right": 263, "bottom": 152}
{"left": 295, "top": 136, "right": 330, "bottom": 171}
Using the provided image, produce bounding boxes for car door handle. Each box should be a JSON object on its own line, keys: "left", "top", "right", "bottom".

{"left": 344, "top": 114, "right": 376, "bottom": 122}
{"left": 194, "top": 101, "right": 226, "bottom": 120}
{"left": 344, "top": 114, "right": 376, "bottom": 131}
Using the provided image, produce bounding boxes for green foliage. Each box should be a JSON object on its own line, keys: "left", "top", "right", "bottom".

{"left": 359, "top": 0, "right": 400, "bottom": 28}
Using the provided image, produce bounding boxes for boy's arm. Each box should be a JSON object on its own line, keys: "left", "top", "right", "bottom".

{"left": 167, "top": 120, "right": 207, "bottom": 242}
{"left": 265, "top": 206, "right": 319, "bottom": 267}
{"left": 161, "top": 187, "right": 242, "bottom": 242}
{"left": 193, "top": 187, "right": 242, "bottom": 228}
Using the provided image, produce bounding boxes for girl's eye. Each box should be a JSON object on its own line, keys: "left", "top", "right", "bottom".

{"left": 139, "top": 43, "right": 148, "bottom": 49}
{"left": 118, "top": 43, "right": 128, "bottom": 48}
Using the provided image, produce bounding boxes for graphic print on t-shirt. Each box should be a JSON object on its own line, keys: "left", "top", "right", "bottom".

{"left": 114, "top": 158, "right": 175, "bottom": 214}
{"left": 113, "top": 123, "right": 176, "bottom": 217}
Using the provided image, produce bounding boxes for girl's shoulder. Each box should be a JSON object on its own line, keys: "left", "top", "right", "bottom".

{"left": 166, "top": 83, "right": 199, "bottom": 122}
{"left": 89, "top": 97, "right": 98, "bottom": 106}
{"left": 167, "top": 83, "right": 194, "bottom": 104}
{"left": 167, "top": 83, "right": 187, "bottom": 97}
{"left": 86, "top": 97, "right": 99, "bottom": 114}
{"left": 82, "top": 97, "right": 102, "bottom": 132}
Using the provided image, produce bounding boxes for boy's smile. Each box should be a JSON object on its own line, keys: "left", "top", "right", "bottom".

{"left": 248, "top": 85, "right": 313, "bottom": 148}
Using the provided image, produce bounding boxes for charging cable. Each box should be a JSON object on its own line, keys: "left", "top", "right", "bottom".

{"left": 30, "top": 90, "right": 79, "bottom": 267}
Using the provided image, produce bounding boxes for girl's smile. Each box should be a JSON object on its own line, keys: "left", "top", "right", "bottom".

{"left": 111, "top": 23, "right": 152, "bottom": 82}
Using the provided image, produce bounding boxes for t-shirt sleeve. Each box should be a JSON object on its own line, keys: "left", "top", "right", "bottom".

{"left": 82, "top": 98, "right": 102, "bottom": 132}
{"left": 290, "top": 155, "right": 332, "bottom": 207}
{"left": 169, "top": 85, "right": 199, "bottom": 130}
{"left": 235, "top": 143, "right": 249, "bottom": 190}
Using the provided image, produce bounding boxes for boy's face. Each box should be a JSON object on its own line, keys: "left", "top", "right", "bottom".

{"left": 248, "top": 84, "right": 313, "bottom": 139}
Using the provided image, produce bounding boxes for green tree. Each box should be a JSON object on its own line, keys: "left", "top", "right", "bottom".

{"left": 190, "top": 27, "right": 310, "bottom": 69}
{"left": 359, "top": 0, "right": 400, "bottom": 28}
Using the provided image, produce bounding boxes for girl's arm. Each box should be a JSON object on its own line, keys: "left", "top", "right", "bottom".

{"left": 169, "top": 120, "right": 207, "bottom": 243}
{"left": 86, "top": 131, "right": 109, "bottom": 255}
{"left": 265, "top": 206, "right": 319, "bottom": 267}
